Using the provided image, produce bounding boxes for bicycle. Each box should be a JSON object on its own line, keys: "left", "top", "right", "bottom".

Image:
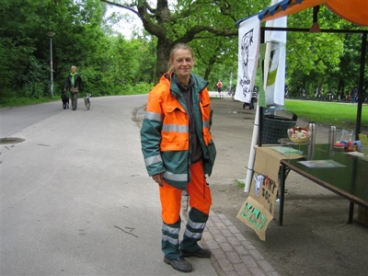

{"left": 84, "top": 93, "right": 91, "bottom": 110}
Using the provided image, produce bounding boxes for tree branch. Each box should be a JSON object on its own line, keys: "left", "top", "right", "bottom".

{"left": 101, "top": 0, "right": 166, "bottom": 38}
{"left": 186, "top": 25, "right": 237, "bottom": 40}
{"left": 100, "top": 0, "right": 139, "bottom": 16}
{"left": 137, "top": 1, "right": 166, "bottom": 38}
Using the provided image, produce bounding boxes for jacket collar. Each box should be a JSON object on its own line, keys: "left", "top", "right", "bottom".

{"left": 163, "top": 72, "right": 207, "bottom": 97}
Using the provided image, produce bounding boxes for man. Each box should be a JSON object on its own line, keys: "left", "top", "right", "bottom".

{"left": 140, "top": 43, "right": 216, "bottom": 273}
{"left": 64, "top": 65, "right": 82, "bottom": 111}
{"left": 216, "top": 79, "right": 223, "bottom": 97}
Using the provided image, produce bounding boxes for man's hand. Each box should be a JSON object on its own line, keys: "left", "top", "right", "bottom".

{"left": 152, "top": 173, "right": 163, "bottom": 186}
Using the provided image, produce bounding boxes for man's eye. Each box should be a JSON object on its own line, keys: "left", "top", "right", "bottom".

{"left": 176, "top": 58, "right": 192, "bottom": 63}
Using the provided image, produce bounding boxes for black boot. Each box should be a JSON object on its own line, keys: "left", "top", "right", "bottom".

{"left": 182, "top": 246, "right": 212, "bottom": 258}
{"left": 164, "top": 256, "right": 193, "bottom": 272}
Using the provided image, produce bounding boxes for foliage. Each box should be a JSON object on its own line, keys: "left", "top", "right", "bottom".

{"left": 0, "top": 0, "right": 367, "bottom": 107}
{"left": 0, "top": 97, "right": 57, "bottom": 109}
{"left": 123, "top": 81, "right": 155, "bottom": 95}
{"left": 0, "top": 0, "right": 158, "bottom": 104}
{"left": 285, "top": 6, "right": 368, "bottom": 98}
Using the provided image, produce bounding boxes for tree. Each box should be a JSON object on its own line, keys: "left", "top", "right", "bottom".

{"left": 100, "top": 0, "right": 265, "bottom": 80}
{"left": 334, "top": 32, "right": 368, "bottom": 98}
{"left": 284, "top": 6, "right": 368, "bottom": 98}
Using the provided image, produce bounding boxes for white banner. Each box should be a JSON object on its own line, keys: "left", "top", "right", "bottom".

{"left": 264, "top": 0, "right": 287, "bottom": 106}
{"left": 265, "top": 43, "right": 286, "bottom": 105}
{"left": 234, "top": 16, "right": 260, "bottom": 103}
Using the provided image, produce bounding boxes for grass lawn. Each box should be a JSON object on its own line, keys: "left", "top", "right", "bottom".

{"left": 284, "top": 99, "right": 368, "bottom": 132}
{"left": 0, "top": 97, "right": 57, "bottom": 108}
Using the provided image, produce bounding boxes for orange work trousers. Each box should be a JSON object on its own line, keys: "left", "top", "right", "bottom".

{"left": 159, "top": 159, "right": 212, "bottom": 224}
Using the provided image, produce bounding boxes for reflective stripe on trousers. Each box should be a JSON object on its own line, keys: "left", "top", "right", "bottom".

{"left": 162, "top": 220, "right": 181, "bottom": 259}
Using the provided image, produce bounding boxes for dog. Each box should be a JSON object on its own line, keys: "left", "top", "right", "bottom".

{"left": 61, "top": 93, "right": 70, "bottom": 109}
{"left": 84, "top": 93, "right": 91, "bottom": 110}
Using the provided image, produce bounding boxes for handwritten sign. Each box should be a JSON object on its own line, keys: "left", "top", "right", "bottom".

{"left": 237, "top": 196, "right": 273, "bottom": 241}
{"left": 237, "top": 172, "right": 278, "bottom": 241}
{"left": 239, "top": 201, "right": 268, "bottom": 230}
{"left": 238, "top": 147, "right": 300, "bottom": 240}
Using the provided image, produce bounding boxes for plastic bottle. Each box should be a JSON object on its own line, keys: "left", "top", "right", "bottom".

{"left": 347, "top": 133, "right": 353, "bottom": 151}
{"left": 307, "top": 122, "right": 316, "bottom": 159}
{"left": 329, "top": 126, "right": 336, "bottom": 151}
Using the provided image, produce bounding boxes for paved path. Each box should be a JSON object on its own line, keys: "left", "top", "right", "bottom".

{"left": 206, "top": 212, "right": 279, "bottom": 276}
{"left": 1, "top": 96, "right": 216, "bottom": 276}
{"left": 1, "top": 93, "right": 341, "bottom": 276}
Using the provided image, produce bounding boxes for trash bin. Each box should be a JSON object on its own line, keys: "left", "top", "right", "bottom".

{"left": 261, "top": 105, "right": 297, "bottom": 144}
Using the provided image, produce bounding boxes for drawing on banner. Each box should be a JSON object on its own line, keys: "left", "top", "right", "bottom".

{"left": 266, "top": 47, "right": 279, "bottom": 88}
{"left": 234, "top": 15, "right": 260, "bottom": 103}
{"left": 239, "top": 29, "right": 254, "bottom": 95}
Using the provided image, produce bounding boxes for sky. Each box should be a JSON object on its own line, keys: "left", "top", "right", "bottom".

{"left": 105, "top": 5, "right": 143, "bottom": 39}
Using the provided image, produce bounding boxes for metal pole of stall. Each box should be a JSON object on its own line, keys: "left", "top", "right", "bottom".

{"left": 355, "top": 32, "right": 367, "bottom": 140}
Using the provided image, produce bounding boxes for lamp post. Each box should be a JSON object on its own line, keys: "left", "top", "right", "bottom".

{"left": 47, "top": 31, "right": 55, "bottom": 98}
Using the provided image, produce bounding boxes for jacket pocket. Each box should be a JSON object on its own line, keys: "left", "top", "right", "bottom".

{"left": 162, "top": 103, "right": 187, "bottom": 125}
{"left": 161, "top": 104, "right": 189, "bottom": 151}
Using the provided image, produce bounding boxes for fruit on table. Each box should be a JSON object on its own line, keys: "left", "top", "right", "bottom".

{"left": 288, "top": 126, "right": 311, "bottom": 143}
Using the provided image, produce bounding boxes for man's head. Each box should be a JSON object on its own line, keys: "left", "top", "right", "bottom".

{"left": 70, "top": 66, "right": 77, "bottom": 73}
{"left": 167, "top": 43, "right": 194, "bottom": 78}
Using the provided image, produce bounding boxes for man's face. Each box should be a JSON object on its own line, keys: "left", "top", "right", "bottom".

{"left": 171, "top": 49, "right": 194, "bottom": 79}
{"left": 71, "top": 67, "right": 77, "bottom": 73}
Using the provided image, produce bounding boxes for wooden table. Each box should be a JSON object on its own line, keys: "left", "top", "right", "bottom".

{"left": 278, "top": 144, "right": 368, "bottom": 226}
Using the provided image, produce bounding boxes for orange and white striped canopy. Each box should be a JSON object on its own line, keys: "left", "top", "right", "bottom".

{"left": 257, "top": 0, "right": 368, "bottom": 26}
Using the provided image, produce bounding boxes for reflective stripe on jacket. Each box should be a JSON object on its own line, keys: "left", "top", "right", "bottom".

{"left": 140, "top": 73, "right": 216, "bottom": 189}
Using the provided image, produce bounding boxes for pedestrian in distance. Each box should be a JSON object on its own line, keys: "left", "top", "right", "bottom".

{"left": 64, "top": 65, "right": 82, "bottom": 111}
{"left": 242, "top": 97, "right": 255, "bottom": 110}
{"left": 140, "top": 43, "right": 216, "bottom": 273}
{"left": 216, "top": 79, "right": 223, "bottom": 97}
{"left": 249, "top": 96, "right": 255, "bottom": 109}
{"left": 284, "top": 84, "right": 289, "bottom": 98}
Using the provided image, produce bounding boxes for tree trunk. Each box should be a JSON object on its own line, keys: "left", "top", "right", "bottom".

{"left": 338, "top": 78, "right": 345, "bottom": 98}
{"left": 155, "top": 38, "right": 174, "bottom": 81}
{"left": 203, "top": 52, "right": 217, "bottom": 81}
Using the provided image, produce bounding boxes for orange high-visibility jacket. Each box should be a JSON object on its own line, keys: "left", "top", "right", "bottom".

{"left": 140, "top": 73, "right": 216, "bottom": 190}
